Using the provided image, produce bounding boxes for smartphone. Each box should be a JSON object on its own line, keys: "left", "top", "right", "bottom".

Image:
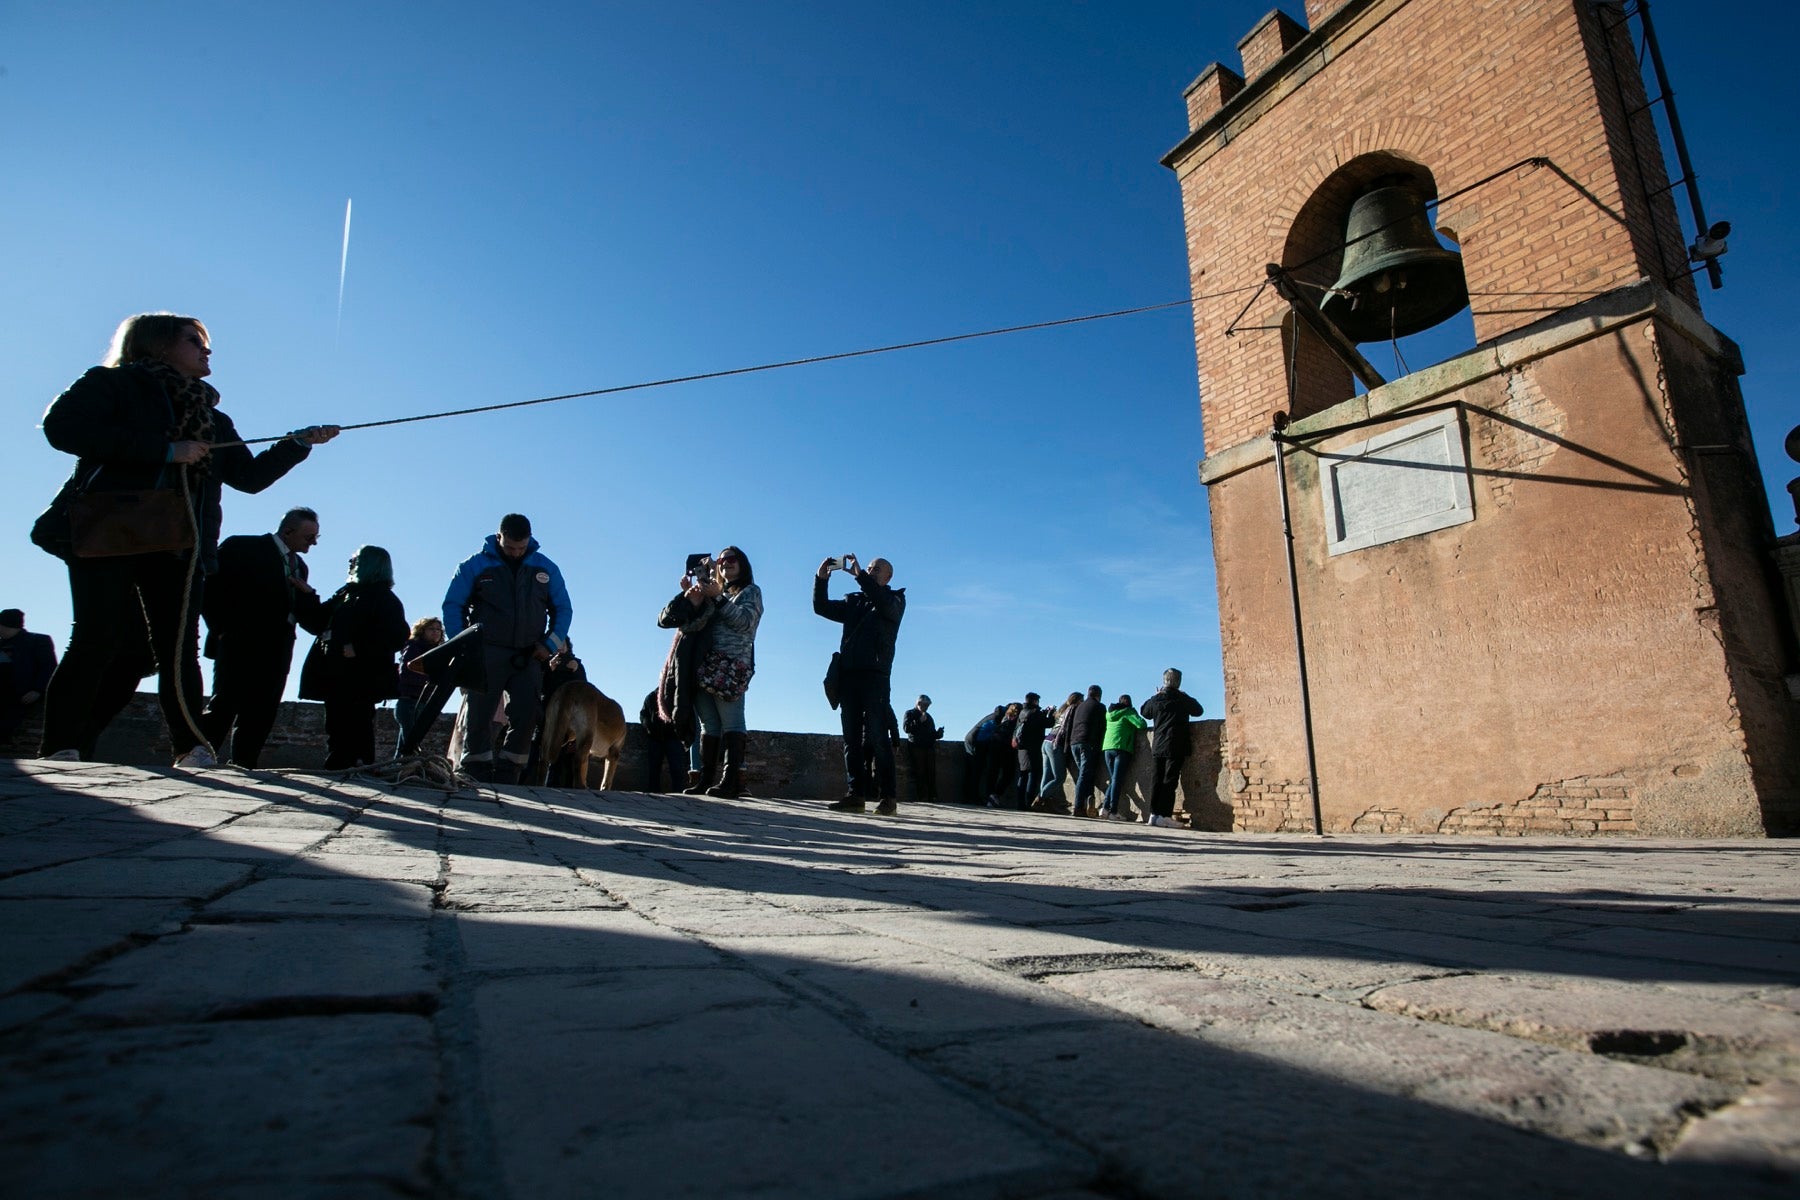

{"left": 685, "top": 553, "right": 711, "bottom": 575}
{"left": 825, "top": 556, "right": 845, "bottom": 572}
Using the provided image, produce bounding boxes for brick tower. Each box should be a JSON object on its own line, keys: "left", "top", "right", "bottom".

{"left": 1164, "top": 0, "right": 1798, "bottom": 835}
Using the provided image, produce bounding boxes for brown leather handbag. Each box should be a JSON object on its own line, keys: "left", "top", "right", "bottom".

{"left": 66, "top": 488, "right": 195, "bottom": 557}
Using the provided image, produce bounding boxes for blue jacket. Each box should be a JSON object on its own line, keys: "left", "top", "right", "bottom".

{"left": 441, "top": 535, "right": 572, "bottom": 653}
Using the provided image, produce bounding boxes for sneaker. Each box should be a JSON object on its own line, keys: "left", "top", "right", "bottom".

{"left": 827, "top": 797, "right": 866, "bottom": 813}
{"left": 175, "top": 746, "right": 218, "bottom": 769}
{"left": 43, "top": 748, "right": 81, "bottom": 762}
{"left": 875, "top": 799, "right": 897, "bottom": 816}
{"left": 1149, "top": 815, "right": 1181, "bottom": 828}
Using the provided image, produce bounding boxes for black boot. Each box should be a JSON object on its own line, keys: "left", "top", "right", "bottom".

{"left": 491, "top": 759, "right": 520, "bottom": 786}
{"left": 684, "top": 735, "right": 719, "bottom": 794}
{"left": 706, "top": 732, "right": 746, "bottom": 798}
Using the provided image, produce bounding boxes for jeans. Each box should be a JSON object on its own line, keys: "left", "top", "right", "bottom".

{"left": 394, "top": 697, "right": 420, "bottom": 756}
{"left": 1070, "top": 743, "right": 1101, "bottom": 810}
{"left": 1103, "top": 749, "right": 1134, "bottom": 815}
{"left": 1039, "top": 744, "right": 1067, "bottom": 800}
{"left": 695, "top": 690, "right": 747, "bottom": 736}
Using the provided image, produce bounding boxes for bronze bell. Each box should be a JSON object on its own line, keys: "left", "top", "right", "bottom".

{"left": 1320, "top": 184, "right": 1468, "bottom": 343}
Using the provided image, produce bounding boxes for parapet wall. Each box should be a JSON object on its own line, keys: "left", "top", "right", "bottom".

{"left": 3, "top": 695, "right": 1228, "bottom": 827}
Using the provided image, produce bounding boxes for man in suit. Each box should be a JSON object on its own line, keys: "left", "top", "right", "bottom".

{"left": 199, "top": 507, "right": 324, "bottom": 768}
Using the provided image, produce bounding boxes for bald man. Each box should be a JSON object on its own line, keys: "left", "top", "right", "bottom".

{"left": 814, "top": 553, "right": 906, "bottom": 814}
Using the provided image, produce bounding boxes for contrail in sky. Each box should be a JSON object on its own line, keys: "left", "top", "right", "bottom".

{"left": 336, "top": 198, "right": 353, "bottom": 344}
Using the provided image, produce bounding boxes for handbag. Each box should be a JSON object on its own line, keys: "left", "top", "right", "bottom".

{"left": 66, "top": 487, "right": 194, "bottom": 558}
{"left": 822, "top": 651, "right": 842, "bottom": 710}
{"left": 698, "top": 649, "right": 754, "bottom": 701}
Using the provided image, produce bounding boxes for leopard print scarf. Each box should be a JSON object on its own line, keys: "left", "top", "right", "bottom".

{"left": 132, "top": 358, "right": 218, "bottom": 485}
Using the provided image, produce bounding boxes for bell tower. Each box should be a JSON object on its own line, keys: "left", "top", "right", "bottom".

{"left": 1164, "top": 0, "right": 1798, "bottom": 835}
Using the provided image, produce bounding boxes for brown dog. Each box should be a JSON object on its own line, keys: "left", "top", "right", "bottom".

{"left": 538, "top": 681, "right": 627, "bottom": 790}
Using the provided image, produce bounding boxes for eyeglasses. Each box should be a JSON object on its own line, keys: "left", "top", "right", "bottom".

{"left": 719, "top": 554, "right": 743, "bottom": 564}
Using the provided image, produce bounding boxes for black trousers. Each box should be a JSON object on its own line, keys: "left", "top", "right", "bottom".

{"left": 645, "top": 736, "right": 688, "bottom": 791}
{"left": 1014, "top": 746, "right": 1042, "bottom": 809}
{"left": 42, "top": 554, "right": 205, "bottom": 757}
{"left": 837, "top": 669, "right": 894, "bottom": 799}
{"left": 1151, "top": 756, "right": 1184, "bottom": 818}
{"left": 907, "top": 741, "right": 938, "bottom": 801}
{"left": 201, "top": 638, "right": 295, "bottom": 768}
{"left": 324, "top": 696, "right": 378, "bottom": 769}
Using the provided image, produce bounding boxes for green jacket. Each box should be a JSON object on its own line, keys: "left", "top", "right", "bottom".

{"left": 1103, "top": 706, "right": 1147, "bottom": 752}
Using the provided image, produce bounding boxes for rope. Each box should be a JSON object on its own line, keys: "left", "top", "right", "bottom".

{"left": 170, "top": 462, "right": 217, "bottom": 763}
{"left": 211, "top": 294, "right": 1254, "bottom": 448}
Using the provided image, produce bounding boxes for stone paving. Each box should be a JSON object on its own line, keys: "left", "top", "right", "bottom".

{"left": 1, "top": 758, "right": 1797, "bottom": 1199}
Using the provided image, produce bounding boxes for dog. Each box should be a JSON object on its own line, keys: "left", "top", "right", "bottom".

{"left": 538, "top": 680, "right": 627, "bottom": 790}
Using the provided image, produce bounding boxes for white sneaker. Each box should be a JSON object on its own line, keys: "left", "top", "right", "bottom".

{"left": 1150, "top": 815, "right": 1182, "bottom": 828}
{"left": 43, "top": 748, "right": 81, "bottom": 762}
{"left": 175, "top": 746, "right": 218, "bottom": 769}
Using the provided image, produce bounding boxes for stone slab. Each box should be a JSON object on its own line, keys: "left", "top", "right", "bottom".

{"left": 0, "top": 1015, "right": 435, "bottom": 1197}
{"left": 0, "top": 897, "right": 187, "bottom": 991}
{"left": 442, "top": 873, "right": 622, "bottom": 912}
{"left": 1042, "top": 967, "right": 1734, "bottom": 1152}
{"left": 0, "top": 856, "right": 254, "bottom": 900}
{"left": 473, "top": 969, "right": 1085, "bottom": 1200}
{"left": 73, "top": 920, "right": 434, "bottom": 1021}
{"left": 455, "top": 908, "right": 724, "bottom": 973}
{"left": 202, "top": 877, "right": 436, "bottom": 920}
{"left": 1365, "top": 973, "right": 1800, "bottom": 1084}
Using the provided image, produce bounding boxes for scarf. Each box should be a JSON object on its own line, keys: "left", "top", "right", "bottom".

{"left": 132, "top": 358, "right": 219, "bottom": 486}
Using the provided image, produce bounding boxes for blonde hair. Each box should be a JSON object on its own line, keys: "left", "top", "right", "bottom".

{"left": 105, "top": 313, "right": 207, "bottom": 367}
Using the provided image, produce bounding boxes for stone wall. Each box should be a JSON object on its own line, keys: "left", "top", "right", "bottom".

{"left": 3, "top": 695, "right": 1229, "bottom": 826}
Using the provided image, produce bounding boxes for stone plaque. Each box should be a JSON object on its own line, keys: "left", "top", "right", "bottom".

{"left": 1320, "top": 409, "right": 1473, "bottom": 555}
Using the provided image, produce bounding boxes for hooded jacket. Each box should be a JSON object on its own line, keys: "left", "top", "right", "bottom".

{"left": 441, "top": 534, "right": 572, "bottom": 653}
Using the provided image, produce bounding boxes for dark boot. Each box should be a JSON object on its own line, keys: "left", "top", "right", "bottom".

{"left": 465, "top": 759, "right": 495, "bottom": 783}
{"left": 706, "top": 732, "right": 746, "bottom": 798}
{"left": 491, "top": 759, "right": 520, "bottom": 785}
{"left": 684, "top": 736, "right": 719, "bottom": 794}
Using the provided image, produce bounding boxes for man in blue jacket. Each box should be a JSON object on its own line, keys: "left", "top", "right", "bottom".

{"left": 814, "top": 553, "right": 905, "bottom": 814}
{"left": 441, "top": 513, "right": 572, "bottom": 783}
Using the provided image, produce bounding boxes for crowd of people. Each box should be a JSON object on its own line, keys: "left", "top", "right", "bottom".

{"left": 20, "top": 311, "right": 1199, "bottom": 826}
{"left": 928, "top": 668, "right": 1203, "bottom": 826}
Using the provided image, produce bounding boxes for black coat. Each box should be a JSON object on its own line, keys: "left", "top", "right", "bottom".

{"left": 1014, "top": 704, "right": 1050, "bottom": 750}
{"left": 656, "top": 591, "right": 712, "bottom": 743}
{"left": 1139, "top": 687, "right": 1204, "bottom": 759}
{"left": 202, "top": 534, "right": 324, "bottom": 660}
{"left": 903, "top": 707, "right": 941, "bottom": 744}
{"left": 298, "top": 584, "right": 408, "bottom": 703}
{"left": 1068, "top": 697, "right": 1107, "bottom": 750}
{"left": 813, "top": 574, "right": 905, "bottom": 673}
{"left": 36, "top": 365, "right": 311, "bottom": 571}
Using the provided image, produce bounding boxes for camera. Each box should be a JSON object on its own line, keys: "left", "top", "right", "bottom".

{"left": 685, "top": 552, "right": 712, "bottom": 576}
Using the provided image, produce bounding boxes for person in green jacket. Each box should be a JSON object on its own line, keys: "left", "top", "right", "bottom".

{"left": 1102, "top": 695, "right": 1148, "bottom": 820}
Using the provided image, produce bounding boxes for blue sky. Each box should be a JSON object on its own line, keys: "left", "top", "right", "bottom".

{"left": 4, "top": 2, "right": 1794, "bottom": 740}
